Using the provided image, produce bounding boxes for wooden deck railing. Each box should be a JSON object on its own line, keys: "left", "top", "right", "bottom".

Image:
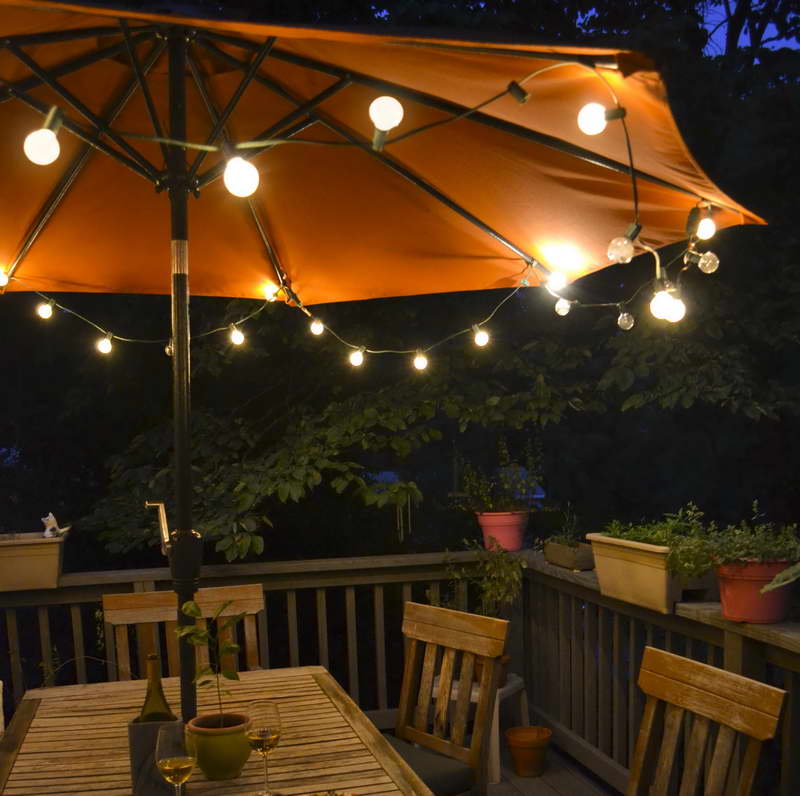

{"left": 0, "top": 551, "right": 474, "bottom": 717}
{"left": 522, "top": 553, "right": 800, "bottom": 795}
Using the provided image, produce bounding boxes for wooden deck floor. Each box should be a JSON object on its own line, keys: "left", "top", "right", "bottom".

{"left": 489, "top": 747, "right": 617, "bottom": 796}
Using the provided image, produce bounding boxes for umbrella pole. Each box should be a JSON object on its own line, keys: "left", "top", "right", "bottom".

{"left": 167, "top": 26, "right": 202, "bottom": 721}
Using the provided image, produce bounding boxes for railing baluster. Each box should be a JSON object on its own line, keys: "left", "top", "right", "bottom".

{"left": 258, "top": 597, "right": 270, "bottom": 669}
{"left": 374, "top": 585, "right": 388, "bottom": 710}
{"left": 558, "top": 592, "right": 571, "bottom": 727}
{"left": 547, "top": 585, "right": 558, "bottom": 718}
{"left": 345, "top": 585, "right": 359, "bottom": 704}
{"left": 37, "top": 606, "right": 53, "bottom": 686}
{"left": 456, "top": 581, "right": 467, "bottom": 610}
{"left": 584, "top": 600, "right": 598, "bottom": 746}
{"left": 316, "top": 588, "right": 329, "bottom": 669}
{"left": 598, "top": 606, "right": 612, "bottom": 756}
{"left": 782, "top": 669, "right": 800, "bottom": 795}
{"left": 570, "top": 595, "right": 584, "bottom": 736}
{"left": 428, "top": 581, "right": 440, "bottom": 605}
{"left": 287, "top": 589, "right": 299, "bottom": 667}
{"left": 5, "top": 608, "right": 24, "bottom": 703}
{"left": 70, "top": 604, "right": 87, "bottom": 684}
{"left": 402, "top": 582, "right": 412, "bottom": 606}
{"left": 612, "top": 612, "right": 628, "bottom": 765}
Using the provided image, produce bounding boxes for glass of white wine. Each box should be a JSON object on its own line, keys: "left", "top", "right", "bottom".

{"left": 247, "top": 699, "right": 281, "bottom": 796}
{"left": 155, "top": 722, "right": 196, "bottom": 795}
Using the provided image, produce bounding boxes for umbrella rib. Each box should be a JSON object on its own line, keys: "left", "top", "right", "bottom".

{"left": 187, "top": 36, "right": 276, "bottom": 180}
{"left": 192, "top": 41, "right": 541, "bottom": 271}
{"left": 0, "top": 32, "right": 152, "bottom": 105}
{"left": 7, "top": 40, "right": 167, "bottom": 280}
{"left": 187, "top": 48, "right": 290, "bottom": 290}
{"left": 6, "top": 42, "right": 159, "bottom": 181}
{"left": 200, "top": 31, "right": 713, "bottom": 206}
{"left": 119, "top": 21, "right": 168, "bottom": 165}
{"left": 0, "top": 24, "right": 155, "bottom": 46}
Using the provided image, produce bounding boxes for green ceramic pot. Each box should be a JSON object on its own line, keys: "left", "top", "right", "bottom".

{"left": 186, "top": 712, "right": 250, "bottom": 780}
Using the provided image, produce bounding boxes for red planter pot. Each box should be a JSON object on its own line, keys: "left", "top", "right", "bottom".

{"left": 476, "top": 511, "right": 527, "bottom": 551}
{"left": 717, "top": 561, "right": 792, "bottom": 624}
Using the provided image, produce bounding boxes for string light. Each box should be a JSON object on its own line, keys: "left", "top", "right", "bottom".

{"left": 229, "top": 324, "right": 245, "bottom": 345}
{"left": 349, "top": 347, "right": 365, "bottom": 367}
{"left": 0, "top": 270, "right": 9, "bottom": 287}
{"left": 555, "top": 298, "right": 572, "bottom": 316}
{"left": 473, "top": 325, "right": 490, "bottom": 347}
{"left": 617, "top": 311, "right": 635, "bottom": 331}
{"left": 649, "top": 288, "right": 673, "bottom": 320}
{"left": 23, "top": 106, "right": 63, "bottom": 166}
{"left": 547, "top": 272, "right": 568, "bottom": 292}
{"left": 309, "top": 318, "right": 324, "bottom": 336}
{"left": 223, "top": 156, "right": 259, "bottom": 197}
{"left": 413, "top": 351, "right": 428, "bottom": 371}
{"left": 36, "top": 299, "right": 54, "bottom": 319}
{"left": 369, "top": 96, "right": 404, "bottom": 151}
{"left": 664, "top": 296, "right": 686, "bottom": 323}
{"left": 577, "top": 103, "right": 607, "bottom": 135}
{"left": 96, "top": 334, "right": 113, "bottom": 354}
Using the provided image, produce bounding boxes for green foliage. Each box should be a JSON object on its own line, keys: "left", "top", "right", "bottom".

{"left": 711, "top": 502, "right": 800, "bottom": 566}
{"left": 544, "top": 504, "right": 583, "bottom": 548}
{"left": 177, "top": 600, "right": 244, "bottom": 720}
{"left": 438, "top": 539, "right": 527, "bottom": 618}
{"left": 458, "top": 437, "right": 543, "bottom": 513}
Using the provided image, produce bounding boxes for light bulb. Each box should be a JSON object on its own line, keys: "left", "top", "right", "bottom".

{"left": 413, "top": 351, "right": 428, "bottom": 371}
{"left": 96, "top": 335, "right": 113, "bottom": 354}
{"left": 164, "top": 341, "right": 174, "bottom": 357}
{"left": 473, "top": 326, "right": 489, "bottom": 347}
{"left": 309, "top": 318, "right": 324, "bottom": 336}
{"left": 664, "top": 297, "right": 686, "bottom": 323}
{"left": 24, "top": 128, "right": 60, "bottom": 165}
{"left": 696, "top": 216, "right": 716, "bottom": 240}
{"left": 0, "top": 270, "right": 8, "bottom": 287}
{"left": 263, "top": 283, "right": 279, "bottom": 301}
{"left": 547, "top": 271, "right": 568, "bottom": 292}
{"left": 650, "top": 290, "right": 673, "bottom": 320}
{"left": 617, "top": 311, "right": 635, "bottom": 331}
{"left": 577, "top": 102, "right": 607, "bottom": 135}
{"left": 369, "top": 96, "right": 404, "bottom": 132}
{"left": 349, "top": 347, "right": 365, "bottom": 367}
{"left": 607, "top": 236, "right": 635, "bottom": 264}
{"left": 555, "top": 298, "right": 572, "bottom": 316}
{"left": 223, "top": 157, "right": 259, "bottom": 197}
{"left": 229, "top": 325, "right": 244, "bottom": 345}
{"left": 36, "top": 301, "right": 54, "bottom": 319}
{"left": 698, "top": 251, "right": 719, "bottom": 274}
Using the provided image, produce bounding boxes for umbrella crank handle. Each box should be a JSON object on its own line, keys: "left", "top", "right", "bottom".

{"left": 145, "top": 501, "right": 171, "bottom": 556}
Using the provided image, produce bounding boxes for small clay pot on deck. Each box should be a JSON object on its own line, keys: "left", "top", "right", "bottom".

{"left": 505, "top": 725, "right": 552, "bottom": 777}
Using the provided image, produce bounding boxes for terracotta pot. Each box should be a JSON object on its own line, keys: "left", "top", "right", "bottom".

{"left": 476, "top": 511, "right": 527, "bottom": 551}
{"left": 717, "top": 561, "right": 792, "bottom": 623}
{"left": 186, "top": 712, "right": 250, "bottom": 780}
{"left": 505, "top": 725, "right": 552, "bottom": 777}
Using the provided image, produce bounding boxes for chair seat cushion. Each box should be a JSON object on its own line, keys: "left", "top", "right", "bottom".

{"left": 385, "top": 734, "right": 474, "bottom": 796}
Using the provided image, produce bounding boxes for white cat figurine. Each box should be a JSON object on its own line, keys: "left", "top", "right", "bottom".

{"left": 41, "top": 512, "right": 71, "bottom": 538}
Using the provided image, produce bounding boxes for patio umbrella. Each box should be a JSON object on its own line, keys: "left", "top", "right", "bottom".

{"left": 0, "top": 0, "right": 763, "bottom": 717}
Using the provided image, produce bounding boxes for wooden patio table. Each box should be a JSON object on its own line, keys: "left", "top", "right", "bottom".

{"left": 0, "top": 665, "right": 433, "bottom": 796}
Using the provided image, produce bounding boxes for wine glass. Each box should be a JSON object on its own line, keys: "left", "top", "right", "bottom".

{"left": 155, "top": 722, "right": 196, "bottom": 795}
{"left": 247, "top": 699, "right": 281, "bottom": 796}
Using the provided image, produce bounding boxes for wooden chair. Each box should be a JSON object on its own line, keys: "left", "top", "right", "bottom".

{"left": 390, "top": 601, "right": 509, "bottom": 796}
{"left": 628, "top": 646, "right": 786, "bottom": 796}
{"left": 101, "top": 584, "right": 265, "bottom": 680}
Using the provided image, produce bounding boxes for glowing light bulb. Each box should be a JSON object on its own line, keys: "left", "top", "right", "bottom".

{"left": 263, "top": 283, "right": 279, "bottom": 302}
{"left": 473, "top": 326, "right": 489, "bottom": 347}
{"left": 164, "top": 341, "right": 174, "bottom": 357}
{"left": 24, "top": 128, "right": 60, "bottom": 166}
{"left": 617, "top": 311, "right": 635, "bottom": 331}
{"left": 36, "top": 301, "right": 54, "bottom": 319}
{"left": 310, "top": 318, "right": 324, "bottom": 336}
{"left": 369, "top": 97, "right": 404, "bottom": 132}
{"left": 349, "top": 347, "right": 365, "bottom": 367}
{"left": 223, "top": 157, "right": 259, "bottom": 197}
{"left": 696, "top": 216, "right": 716, "bottom": 240}
{"left": 555, "top": 298, "right": 572, "bottom": 316}
{"left": 96, "top": 334, "right": 113, "bottom": 354}
{"left": 577, "top": 102, "right": 607, "bottom": 135}
{"left": 0, "top": 270, "right": 8, "bottom": 287}
{"left": 229, "top": 325, "right": 245, "bottom": 345}
{"left": 698, "top": 251, "right": 719, "bottom": 274}
{"left": 607, "top": 236, "right": 635, "bottom": 264}
{"left": 413, "top": 351, "right": 428, "bottom": 371}
{"left": 547, "top": 271, "right": 568, "bottom": 292}
{"left": 650, "top": 290, "right": 673, "bottom": 320}
{"left": 664, "top": 297, "right": 686, "bottom": 323}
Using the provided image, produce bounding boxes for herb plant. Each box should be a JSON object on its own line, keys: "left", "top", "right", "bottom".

{"left": 176, "top": 600, "right": 245, "bottom": 725}
{"left": 544, "top": 504, "right": 583, "bottom": 548}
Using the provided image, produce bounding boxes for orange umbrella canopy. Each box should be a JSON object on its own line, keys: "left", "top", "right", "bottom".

{"left": 0, "top": 0, "right": 762, "bottom": 306}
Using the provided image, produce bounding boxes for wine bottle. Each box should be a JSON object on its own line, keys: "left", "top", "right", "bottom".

{"left": 136, "top": 653, "right": 177, "bottom": 722}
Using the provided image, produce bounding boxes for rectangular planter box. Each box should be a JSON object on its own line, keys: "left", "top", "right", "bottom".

{"left": 543, "top": 541, "right": 595, "bottom": 571}
{"left": 586, "top": 533, "right": 716, "bottom": 614}
{"left": 0, "top": 532, "right": 64, "bottom": 591}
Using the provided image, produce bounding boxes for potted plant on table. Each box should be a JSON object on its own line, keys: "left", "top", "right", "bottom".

{"left": 458, "top": 438, "right": 543, "bottom": 551}
{"left": 177, "top": 600, "right": 250, "bottom": 780}
{"left": 543, "top": 506, "right": 594, "bottom": 571}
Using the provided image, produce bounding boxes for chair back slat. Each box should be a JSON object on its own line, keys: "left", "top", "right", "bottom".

{"left": 396, "top": 602, "right": 509, "bottom": 786}
{"left": 627, "top": 647, "right": 786, "bottom": 796}
{"left": 101, "top": 584, "right": 264, "bottom": 680}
